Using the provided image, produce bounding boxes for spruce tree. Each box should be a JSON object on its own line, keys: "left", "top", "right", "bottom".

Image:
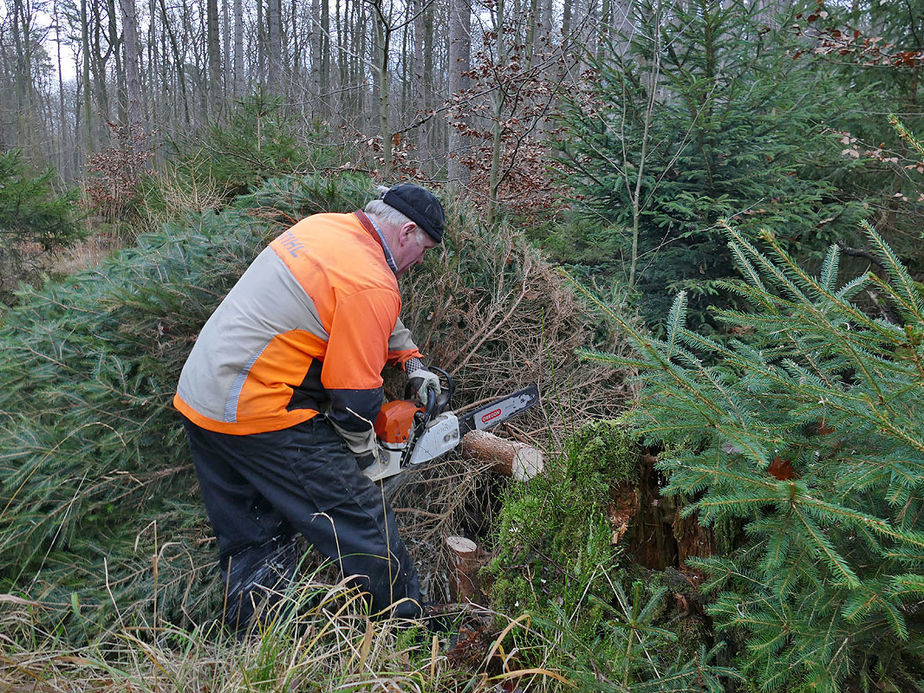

{"left": 570, "top": 222, "right": 924, "bottom": 690}
{"left": 557, "top": 0, "right": 867, "bottom": 328}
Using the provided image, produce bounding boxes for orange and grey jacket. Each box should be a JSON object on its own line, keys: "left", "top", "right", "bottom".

{"left": 174, "top": 211, "right": 422, "bottom": 457}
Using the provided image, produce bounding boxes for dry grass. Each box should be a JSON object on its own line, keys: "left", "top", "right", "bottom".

{"left": 390, "top": 456, "right": 497, "bottom": 603}
{"left": 0, "top": 578, "right": 566, "bottom": 693}
{"left": 43, "top": 231, "right": 122, "bottom": 277}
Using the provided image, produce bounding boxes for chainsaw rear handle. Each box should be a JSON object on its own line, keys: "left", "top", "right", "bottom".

{"left": 427, "top": 366, "right": 454, "bottom": 414}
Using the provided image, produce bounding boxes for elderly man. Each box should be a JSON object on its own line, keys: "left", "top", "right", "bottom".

{"left": 174, "top": 183, "right": 445, "bottom": 631}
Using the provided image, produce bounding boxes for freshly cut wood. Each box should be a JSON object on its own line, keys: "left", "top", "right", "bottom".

{"left": 460, "top": 429, "right": 544, "bottom": 480}
{"left": 446, "top": 535, "right": 483, "bottom": 602}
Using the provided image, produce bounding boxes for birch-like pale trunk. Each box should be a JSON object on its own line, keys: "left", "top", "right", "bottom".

{"left": 233, "top": 0, "right": 243, "bottom": 95}
{"left": 266, "top": 0, "right": 282, "bottom": 90}
{"left": 119, "top": 0, "right": 143, "bottom": 128}
{"left": 447, "top": 0, "right": 471, "bottom": 189}
{"left": 486, "top": 0, "right": 505, "bottom": 226}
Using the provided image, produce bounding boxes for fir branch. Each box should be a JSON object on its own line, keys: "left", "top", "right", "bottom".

{"left": 720, "top": 222, "right": 808, "bottom": 304}
{"left": 664, "top": 291, "right": 688, "bottom": 360}
{"left": 861, "top": 221, "right": 924, "bottom": 321}
{"left": 819, "top": 245, "right": 841, "bottom": 294}
{"left": 792, "top": 508, "right": 861, "bottom": 588}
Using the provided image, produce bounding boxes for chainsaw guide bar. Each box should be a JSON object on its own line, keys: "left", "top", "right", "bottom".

{"left": 457, "top": 384, "right": 540, "bottom": 435}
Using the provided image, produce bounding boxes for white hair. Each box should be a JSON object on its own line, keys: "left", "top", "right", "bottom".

{"left": 364, "top": 197, "right": 415, "bottom": 229}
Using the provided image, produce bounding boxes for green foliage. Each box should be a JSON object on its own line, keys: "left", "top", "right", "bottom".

{"left": 0, "top": 169, "right": 623, "bottom": 650}
{"left": 487, "top": 420, "right": 739, "bottom": 689}
{"left": 0, "top": 171, "right": 372, "bottom": 637}
{"left": 568, "top": 221, "right": 924, "bottom": 690}
{"left": 788, "top": 4, "right": 924, "bottom": 272}
{"left": 148, "top": 92, "right": 336, "bottom": 213}
{"left": 538, "top": 582, "right": 740, "bottom": 692}
{"left": 557, "top": 0, "right": 866, "bottom": 328}
{"left": 0, "top": 148, "right": 83, "bottom": 295}
{"left": 485, "top": 421, "right": 638, "bottom": 639}
{"left": 234, "top": 170, "right": 378, "bottom": 224}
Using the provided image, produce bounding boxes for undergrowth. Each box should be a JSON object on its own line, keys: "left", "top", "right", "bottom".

{"left": 0, "top": 171, "right": 626, "bottom": 644}
{"left": 483, "top": 420, "right": 738, "bottom": 690}
{"left": 0, "top": 571, "right": 560, "bottom": 692}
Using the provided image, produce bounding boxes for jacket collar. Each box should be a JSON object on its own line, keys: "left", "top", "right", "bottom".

{"left": 354, "top": 210, "right": 398, "bottom": 275}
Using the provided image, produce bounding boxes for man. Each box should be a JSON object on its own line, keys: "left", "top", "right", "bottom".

{"left": 174, "top": 183, "right": 445, "bottom": 631}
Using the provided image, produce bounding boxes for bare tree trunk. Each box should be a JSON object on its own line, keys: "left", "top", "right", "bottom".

{"left": 256, "top": 0, "right": 265, "bottom": 85}
{"left": 525, "top": 0, "right": 540, "bottom": 68}
{"left": 222, "top": 0, "right": 230, "bottom": 102}
{"left": 486, "top": 0, "right": 505, "bottom": 225}
{"left": 336, "top": 0, "right": 348, "bottom": 119}
{"left": 54, "top": 0, "right": 67, "bottom": 172}
{"left": 11, "top": 0, "right": 36, "bottom": 150}
{"left": 158, "top": 0, "right": 191, "bottom": 125}
{"left": 320, "top": 0, "right": 330, "bottom": 115}
{"left": 267, "top": 0, "right": 282, "bottom": 90}
{"left": 106, "top": 0, "right": 127, "bottom": 127}
{"left": 91, "top": 0, "right": 114, "bottom": 133}
{"left": 447, "top": 0, "right": 471, "bottom": 189}
{"left": 611, "top": 0, "right": 634, "bottom": 58}
{"left": 146, "top": 0, "right": 159, "bottom": 130}
{"left": 413, "top": 0, "right": 427, "bottom": 166}
{"left": 371, "top": 0, "right": 392, "bottom": 175}
{"left": 233, "top": 0, "right": 243, "bottom": 96}
{"left": 119, "top": 0, "right": 143, "bottom": 128}
{"left": 206, "top": 0, "right": 221, "bottom": 114}
{"left": 310, "top": 0, "right": 322, "bottom": 109}
{"left": 422, "top": 1, "right": 433, "bottom": 165}
{"left": 80, "top": 0, "right": 94, "bottom": 152}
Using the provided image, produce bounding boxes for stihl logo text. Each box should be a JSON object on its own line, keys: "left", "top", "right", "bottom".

{"left": 481, "top": 408, "right": 502, "bottom": 424}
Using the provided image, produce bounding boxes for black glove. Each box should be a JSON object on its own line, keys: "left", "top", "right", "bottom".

{"left": 356, "top": 452, "right": 377, "bottom": 470}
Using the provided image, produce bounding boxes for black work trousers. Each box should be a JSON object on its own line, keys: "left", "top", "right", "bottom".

{"left": 182, "top": 414, "right": 422, "bottom": 630}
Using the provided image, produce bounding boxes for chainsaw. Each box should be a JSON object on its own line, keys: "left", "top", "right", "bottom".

{"left": 362, "top": 368, "right": 539, "bottom": 482}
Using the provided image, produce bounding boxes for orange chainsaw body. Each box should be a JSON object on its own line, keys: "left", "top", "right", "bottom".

{"left": 374, "top": 400, "right": 422, "bottom": 444}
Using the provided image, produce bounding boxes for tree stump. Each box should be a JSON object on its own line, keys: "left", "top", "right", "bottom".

{"left": 460, "top": 429, "right": 544, "bottom": 480}
{"left": 446, "top": 535, "right": 485, "bottom": 603}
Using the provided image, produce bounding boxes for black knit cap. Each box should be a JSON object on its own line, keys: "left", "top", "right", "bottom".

{"left": 382, "top": 183, "right": 446, "bottom": 242}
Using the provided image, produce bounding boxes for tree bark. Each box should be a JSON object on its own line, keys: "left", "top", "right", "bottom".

{"left": 106, "top": 0, "right": 127, "bottom": 127}
{"left": 119, "top": 0, "right": 143, "bottom": 128}
{"left": 158, "top": 0, "right": 190, "bottom": 125}
{"left": 412, "top": 0, "right": 425, "bottom": 162}
{"left": 80, "top": 0, "right": 94, "bottom": 152}
{"left": 266, "top": 0, "right": 282, "bottom": 90}
{"left": 446, "top": 536, "right": 487, "bottom": 603}
{"left": 371, "top": 0, "right": 392, "bottom": 174}
{"left": 54, "top": 0, "right": 68, "bottom": 172}
{"left": 447, "top": 0, "right": 471, "bottom": 189}
{"left": 205, "top": 0, "right": 220, "bottom": 116}
{"left": 233, "top": 0, "right": 243, "bottom": 95}
{"left": 319, "top": 0, "right": 330, "bottom": 116}
{"left": 460, "top": 429, "right": 544, "bottom": 481}
{"left": 486, "top": 0, "right": 506, "bottom": 226}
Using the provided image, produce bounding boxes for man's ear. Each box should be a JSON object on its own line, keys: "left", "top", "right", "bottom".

{"left": 399, "top": 222, "right": 417, "bottom": 245}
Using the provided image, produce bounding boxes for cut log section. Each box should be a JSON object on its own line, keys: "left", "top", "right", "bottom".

{"left": 446, "top": 535, "right": 485, "bottom": 603}
{"left": 460, "top": 429, "right": 544, "bottom": 480}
